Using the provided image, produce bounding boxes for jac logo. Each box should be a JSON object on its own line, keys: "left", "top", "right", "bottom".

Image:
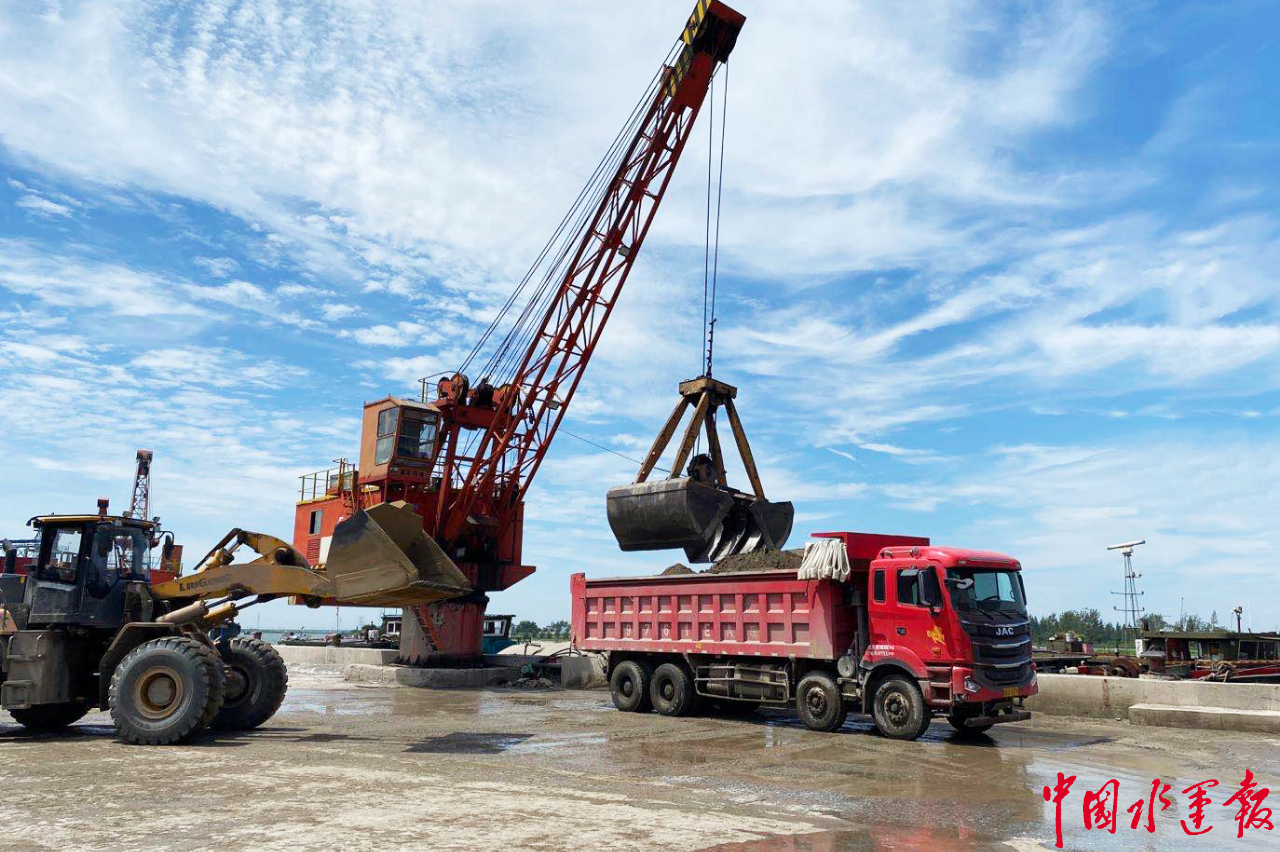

{"left": 996, "top": 626, "right": 1016, "bottom": 636}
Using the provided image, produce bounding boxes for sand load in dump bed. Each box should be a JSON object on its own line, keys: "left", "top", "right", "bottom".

{"left": 606, "top": 376, "right": 793, "bottom": 563}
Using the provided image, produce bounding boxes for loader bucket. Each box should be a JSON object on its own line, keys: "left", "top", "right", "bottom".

{"left": 323, "top": 501, "right": 471, "bottom": 606}
{"left": 606, "top": 478, "right": 733, "bottom": 554}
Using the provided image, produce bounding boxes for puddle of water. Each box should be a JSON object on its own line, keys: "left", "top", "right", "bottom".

{"left": 694, "top": 825, "right": 996, "bottom": 852}
{"left": 405, "top": 732, "right": 534, "bottom": 754}
{"left": 512, "top": 733, "right": 609, "bottom": 753}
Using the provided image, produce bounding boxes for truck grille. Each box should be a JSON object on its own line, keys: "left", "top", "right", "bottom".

{"left": 960, "top": 616, "right": 1032, "bottom": 683}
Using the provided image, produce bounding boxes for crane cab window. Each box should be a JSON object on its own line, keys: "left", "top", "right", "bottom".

{"left": 375, "top": 407, "right": 399, "bottom": 465}
{"left": 872, "top": 569, "right": 885, "bottom": 603}
{"left": 374, "top": 406, "right": 440, "bottom": 465}
{"left": 398, "top": 409, "right": 439, "bottom": 460}
{"left": 308, "top": 509, "right": 324, "bottom": 535}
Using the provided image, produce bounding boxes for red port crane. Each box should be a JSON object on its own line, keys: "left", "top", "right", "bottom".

{"left": 293, "top": 1, "right": 745, "bottom": 662}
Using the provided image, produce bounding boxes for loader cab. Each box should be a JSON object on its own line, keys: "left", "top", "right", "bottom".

{"left": 25, "top": 513, "right": 154, "bottom": 630}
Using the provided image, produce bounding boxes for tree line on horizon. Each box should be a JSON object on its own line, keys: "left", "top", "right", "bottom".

{"left": 1030, "top": 608, "right": 1264, "bottom": 648}
{"left": 511, "top": 619, "right": 571, "bottom": 641}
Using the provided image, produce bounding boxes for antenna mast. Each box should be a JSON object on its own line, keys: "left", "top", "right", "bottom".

{"left": 1108, "top": 539, "right": 1146, "bottom": 648}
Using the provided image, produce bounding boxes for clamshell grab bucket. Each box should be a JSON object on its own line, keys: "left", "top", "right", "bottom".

{"left": 607, "top": 478, "right": 794, "bottom": 564}
{"left": 324, "top": 501, "right": 471, "bottom": 606}
{"left": 607, "top": 478, "right": 734, "bottom": 553}
{"left": 606, "top": 376, "right": 795, "bottom": 564}
{"left": 692, "top": 495, "right": 794, "bottom": 564}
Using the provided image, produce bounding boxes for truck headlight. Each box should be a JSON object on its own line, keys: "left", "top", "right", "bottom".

{"left": 963, "top": 676, "right": 981, "bottom": 694}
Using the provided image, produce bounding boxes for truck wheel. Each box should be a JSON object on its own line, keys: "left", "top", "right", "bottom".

{"left": 9, "top": 701, "right": 91, "bottom": 731}
{"left": 212, "top": 638, "right": 288, "bottom": 731}
{"left": 796, "top": 672, "right": 847, "bottom": 733}
{"left": 609, "top": 660, "right": 652, "bottom": 713}
{"left": 872, "top": 675, "right": 930, "bottom": 740}
{"left": 109, "top": 636, "right": 225, "bottom": 745}
{"left": 650, "top": 663, "right": 697, "bottom": 717}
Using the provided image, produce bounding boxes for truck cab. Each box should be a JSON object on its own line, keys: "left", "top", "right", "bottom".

{"left": 866, "top": 544, "right": 1035, "bottom": 730}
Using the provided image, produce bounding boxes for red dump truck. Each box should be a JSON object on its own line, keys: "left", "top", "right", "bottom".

{"left": 571, "top": 532, "right": 1036, "bottom": 739}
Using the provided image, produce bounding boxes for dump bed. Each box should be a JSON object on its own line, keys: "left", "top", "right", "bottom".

{"left": 571, "top": 569, "right": 850, "bottom": 660}
{"left": 571, "top": 533, "right": 928, "bottom": 662}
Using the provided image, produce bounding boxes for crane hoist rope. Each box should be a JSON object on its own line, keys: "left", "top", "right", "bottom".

{"left": 701, "top": 61, "right": 729, "bottom": 379}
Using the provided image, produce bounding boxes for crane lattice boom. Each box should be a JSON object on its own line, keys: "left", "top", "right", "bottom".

{"left": 440, "top": 1, "right": 744, "bottom": 543}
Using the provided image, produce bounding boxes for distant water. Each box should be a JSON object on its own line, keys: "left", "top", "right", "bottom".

{"left": 243, "top": 628, "right": 383, "bottom": 644}
{"left": 255, "top": 629, "right": 317, "bottom": 644}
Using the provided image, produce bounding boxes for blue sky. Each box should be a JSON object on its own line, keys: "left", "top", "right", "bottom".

{"left": 1, "top": 1, "right": 1277, "bottom": 631}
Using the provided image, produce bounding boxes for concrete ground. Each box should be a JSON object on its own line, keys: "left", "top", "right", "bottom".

{"left": 2, "top": 671, "right": 1278, "bottom": 852}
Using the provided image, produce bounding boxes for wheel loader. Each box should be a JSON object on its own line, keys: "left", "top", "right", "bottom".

{"left": 0, "top": 499, "right": 469, "bottom": 744}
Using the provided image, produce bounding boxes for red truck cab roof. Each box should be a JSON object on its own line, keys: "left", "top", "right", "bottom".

{"left": 811, "top": 532, "right": 1020, "bottom": 570}
{"left": 877, "top": 545, "right": 1021, "bottom": 570}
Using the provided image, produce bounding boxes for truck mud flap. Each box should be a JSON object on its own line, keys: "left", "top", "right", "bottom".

{"left": 324, "top": 502, "right": 471, "bottom": 607}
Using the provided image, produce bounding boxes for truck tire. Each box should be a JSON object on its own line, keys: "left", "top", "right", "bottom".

{"left": 212, "top": 638, "right": 288, "bottom": 731}
{"left": 650, "top": 662, "right": 697, "bottom": 717}
{"left": 609, "top": 660, "right": 652, "bottom": 713}
{"left": 872, "top": 675, "right": 930, "bottom": 741}
{"left": 795, "top": 672, "right": 847, "bottom": 733}
{"left": 9, "top": 701, "right": 91, "bottom": 731}
{"left": 109, "top": 636, "right": 225, "bottom": 745}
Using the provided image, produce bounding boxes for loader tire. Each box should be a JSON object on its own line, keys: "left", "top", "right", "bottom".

{"left": 9, "top": 701, "right": 91, "bottom": 731}
{"left": 109, "top": 636, "right": 225, "bottom": 745}
{"left": 650, "top": 663, "right": 698, "bottom": 717}
{"left": 212, "top": 638, "right": 288, "bottom": 731}
{"left": 796, "top": 672, "right": 847, "bottom": 733}
{"left": 609, "top": 660, "right": 652, "bottom": 713}
{"left": 872, "top": 675, "right": 931, "bottom": 741}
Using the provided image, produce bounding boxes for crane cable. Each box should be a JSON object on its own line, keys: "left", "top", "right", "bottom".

{"left": 702, "top": 62, "right": 729, "bottom": 378}
{"left": 458, "top": 40, "right": 683, "bottom": 384}
{"left": 448, "top": 39, "right": 683, "bottom": 470}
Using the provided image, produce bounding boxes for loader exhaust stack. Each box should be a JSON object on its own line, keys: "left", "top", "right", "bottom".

{"left": 606, "top": 376, "right": 793, "bottom": 563}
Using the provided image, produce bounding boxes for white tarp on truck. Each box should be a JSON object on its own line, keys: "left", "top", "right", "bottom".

{"left": 797, "top": 537, "right": 850, "bottom": 582}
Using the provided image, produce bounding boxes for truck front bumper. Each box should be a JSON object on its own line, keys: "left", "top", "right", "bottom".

{"left": 960, "top": 707, "right": 1032, "bottom": 727}
{"left": 952, "top": 665, "right": 1037, "bottom": 704}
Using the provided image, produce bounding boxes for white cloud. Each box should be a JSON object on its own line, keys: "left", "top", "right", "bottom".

{"left": 16, "top": 193, "right": 75, "bottom": 218}
{"left": 320, "top": 302, "right": 359, "bottom": 322}
{"left": 195, "top": 256, "right": 239, "bottom": 278}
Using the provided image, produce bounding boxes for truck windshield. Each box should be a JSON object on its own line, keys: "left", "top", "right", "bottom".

{"left": 946, "top": 568, "right": 1025, "bottom": 613}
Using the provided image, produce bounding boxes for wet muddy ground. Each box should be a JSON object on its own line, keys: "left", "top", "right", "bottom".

{"left": 1, "top": 671, "right": 1277, "bottom": 852}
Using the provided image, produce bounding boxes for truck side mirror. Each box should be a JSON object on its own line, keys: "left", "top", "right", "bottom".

{"left": 920, "top": 569, "right": 943, "bottom": 610}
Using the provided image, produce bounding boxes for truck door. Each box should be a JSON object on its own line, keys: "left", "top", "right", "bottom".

{"left": 892, "top": 566, "right": 949, "bottom": 664}
{"left": 867, "top": 566, "right": 891, "bottom": 649}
